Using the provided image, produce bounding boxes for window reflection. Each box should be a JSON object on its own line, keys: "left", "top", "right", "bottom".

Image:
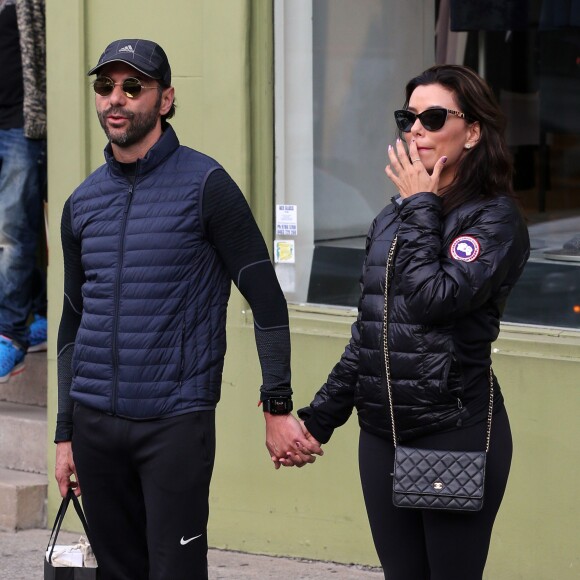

{"left": 275, "top": 0, "right": 580, "bottom": 329}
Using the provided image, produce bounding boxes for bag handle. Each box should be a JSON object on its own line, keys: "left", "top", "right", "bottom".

{"left": 46, "top": 488, "right": 93, "bottom": 565}
{"left": 382, "top": 233, "right": 494, "bottom": 452}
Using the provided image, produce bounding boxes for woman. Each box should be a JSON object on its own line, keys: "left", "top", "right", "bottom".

{"left": 295, "top": 65, "right": 530, "bottom": 579}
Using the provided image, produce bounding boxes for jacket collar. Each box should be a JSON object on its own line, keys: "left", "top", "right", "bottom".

{"left": 104, "top": 124, "right": 180, "bottom": 177}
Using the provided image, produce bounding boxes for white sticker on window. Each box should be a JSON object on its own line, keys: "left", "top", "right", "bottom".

{"left": 276, "top": 204, "right": 298, "bottom": 237}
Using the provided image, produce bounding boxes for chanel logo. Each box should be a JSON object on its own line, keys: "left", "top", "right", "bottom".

{"left": 432, "top": 481, "right": 445, "bottom": 491}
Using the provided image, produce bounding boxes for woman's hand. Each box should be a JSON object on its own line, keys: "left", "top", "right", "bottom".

{"left": 264, "top": 412, "right": 323, "bottom": 469}
{"left": 385, "top": 138, "right": 447, "bottom": 199}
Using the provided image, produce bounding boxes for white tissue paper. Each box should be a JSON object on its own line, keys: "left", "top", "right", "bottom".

{"left": 46, "top": 536, "right": 98, "bottom": 568}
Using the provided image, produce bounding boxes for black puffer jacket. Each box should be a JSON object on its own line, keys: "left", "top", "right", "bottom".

{"left": 298, "top": 191, "right": 530, "bottom": 443}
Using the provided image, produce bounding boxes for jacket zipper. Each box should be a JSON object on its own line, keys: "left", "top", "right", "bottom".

{"left": 178, "top": 316, "right": 186, "bottom": 387}
{"left": 111, "top": 175, "right": 137, "bottom": 414}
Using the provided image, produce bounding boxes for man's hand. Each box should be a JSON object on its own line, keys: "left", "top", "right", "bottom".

{"left": 55, "top": 441, "right": 81, "bottom": 497}
{"left": 264, "top": 413, "right": 323, "bottom": 469}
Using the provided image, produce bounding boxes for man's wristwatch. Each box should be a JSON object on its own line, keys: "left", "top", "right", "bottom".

{"left": 262, "top": 397, "right": 293, "bottom": 415}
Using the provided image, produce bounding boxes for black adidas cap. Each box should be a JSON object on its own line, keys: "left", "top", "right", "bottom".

{"left": 88, "top": 39, "right": 171, "bottom": 86}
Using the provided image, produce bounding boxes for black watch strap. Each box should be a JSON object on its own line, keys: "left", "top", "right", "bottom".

{"left": 262, "top": 397, "right": 293, "bottom": 415}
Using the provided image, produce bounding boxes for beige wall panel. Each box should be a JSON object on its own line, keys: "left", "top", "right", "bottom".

{"left": 80, "top": 0, "right": 248, "bottom": 186}
{"left": 200, "top": 0, "right": 249, "bottom": 184}
{"left": 45, "top": 0, "right": 88, "bottom": 533}
{"left": 213, "top": 317, "right": 378, "bottom": 564}
{"left": 84, "top": 0, "right": 205, "bottom": 170}
{"left": 487, "top": 331, "right": 580, "bottom": 579}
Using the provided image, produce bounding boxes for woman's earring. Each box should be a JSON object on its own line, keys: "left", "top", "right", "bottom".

{"left": 465, "top": 144, "right": 472, "bottom": 149}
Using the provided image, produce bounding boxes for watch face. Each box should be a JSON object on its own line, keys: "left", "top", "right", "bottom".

{"left": 264, "top": 398, "right": 293, "bottom": 414}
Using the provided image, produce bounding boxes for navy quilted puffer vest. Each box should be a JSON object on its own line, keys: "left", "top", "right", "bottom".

{"left": 69, "top": 126, "right": 230, "bottom": 419}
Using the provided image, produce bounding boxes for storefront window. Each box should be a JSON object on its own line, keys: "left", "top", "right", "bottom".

{"left": 274, "top": 0, "right": 580, "bottom": 330}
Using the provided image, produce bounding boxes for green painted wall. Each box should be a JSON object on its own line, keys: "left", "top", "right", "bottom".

{"left": 216, "top": 311, "right": 580, "bottom": 578}
{"left": 487, "top": 328, "right": 580, "bottom": 578}
{"left": 45, "top": 2, "right": 580, "bottom": 578}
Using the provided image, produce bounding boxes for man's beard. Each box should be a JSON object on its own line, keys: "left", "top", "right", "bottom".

{"left": 98, "top": 94, "right": 162, "bottom": 148}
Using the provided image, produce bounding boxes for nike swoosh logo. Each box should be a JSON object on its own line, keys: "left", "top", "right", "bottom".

{"left": 180, "top": 534, "right": 203, "bottom": 545}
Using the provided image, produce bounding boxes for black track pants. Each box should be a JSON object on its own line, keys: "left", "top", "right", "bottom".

{"left": 358, "top": 407, "right": 512, "bottom": 580}
{"left": 72, "top": 405, "right": 216, "bottom": 580}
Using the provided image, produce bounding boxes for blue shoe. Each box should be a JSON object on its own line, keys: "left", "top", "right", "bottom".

{"left": 0, "top": 336, "right": 26, "bottom": 383}
{"left": 28, "top": 315, "right": 47, "bottom": 353}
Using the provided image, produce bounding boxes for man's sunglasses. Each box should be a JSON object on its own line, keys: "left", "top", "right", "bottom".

{"left": 92, "top": 76, "right": 159, "bottom": 99}
{"left": 394, "top": 107, "right": 466, "bottom": 132}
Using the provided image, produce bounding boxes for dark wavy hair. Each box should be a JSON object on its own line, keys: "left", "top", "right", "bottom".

{"left": 401, "top": 64, "right": 514, "bottom": 214}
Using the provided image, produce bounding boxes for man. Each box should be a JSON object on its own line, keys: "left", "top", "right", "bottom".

{"left": 0, "top": 0, "right": 47, "bottom": 382}
{"left": 54, "top": 39, "right": 322, "bottom": 580}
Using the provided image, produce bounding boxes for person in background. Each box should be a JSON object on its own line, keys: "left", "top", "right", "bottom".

{"left": 0, "top": 0, "right": 47, "bottom": 383}
{"left": 281, "top": 65, "right": 530, "bottom": 579}
{"left": 53, "top": 38, "right": 322, "bottom": 580}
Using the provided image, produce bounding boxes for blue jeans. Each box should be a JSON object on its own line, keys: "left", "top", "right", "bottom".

{"left": 0, "top": 128, "right": 46, "bottom": 346}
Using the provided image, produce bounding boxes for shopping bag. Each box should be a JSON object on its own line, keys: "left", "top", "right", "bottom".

{"left": 44, "top": 489, "right": 99, "bottom": 579}
{"left": 44, "top": 562, "right": 99, "bottom": 580}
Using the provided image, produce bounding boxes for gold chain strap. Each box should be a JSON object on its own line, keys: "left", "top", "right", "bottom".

{"left": 381, "top": 233, "right": 494, "bottom": 452}
{"left": 485, "top": 366, "right": 494, "bottom": 453}
{"left": 382, "top": 234, "right": 399, "bottom": 448}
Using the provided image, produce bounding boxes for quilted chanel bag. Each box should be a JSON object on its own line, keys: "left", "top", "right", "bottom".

{"left": 382, "top": 235, "right": 493, "bottom": 513}
{"left": 392, "top": 445, "right": 487, "bottom": 511}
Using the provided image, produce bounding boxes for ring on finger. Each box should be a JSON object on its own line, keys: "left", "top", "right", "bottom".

{"left": 412, "top": 158, "right": 421, "bottom": 163}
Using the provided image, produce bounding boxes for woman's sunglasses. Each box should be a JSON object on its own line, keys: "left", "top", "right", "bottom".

{"left": 394, "top": 107, "right": 466, "bottom": 132}
{"left": 92, "top": 76, "right": 159, "bottom": 99}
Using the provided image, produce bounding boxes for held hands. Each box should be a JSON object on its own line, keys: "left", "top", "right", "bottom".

{"left": 384, "top": 138, "right": 447, "bottom": 199}
{"left": 264, "top": 413, "right": 323, "bottom": 469}
{"left": 55, "top": 441, "right": 81, "bottom": 497}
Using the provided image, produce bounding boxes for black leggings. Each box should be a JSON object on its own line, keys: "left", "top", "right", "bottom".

{"left": 359, "top": 407, "right": 512, "bottom": 580}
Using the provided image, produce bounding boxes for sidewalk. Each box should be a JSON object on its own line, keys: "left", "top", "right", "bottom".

{"left": 0, "top": 528, "right": 383, "bottom": 579}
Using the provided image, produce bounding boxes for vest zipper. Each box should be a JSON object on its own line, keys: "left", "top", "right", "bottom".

{"left": 111, "top": 178, "right": 136, "bottom": 414}
{"left": 178, "top": 316, "right": 186, "bottom": 387}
